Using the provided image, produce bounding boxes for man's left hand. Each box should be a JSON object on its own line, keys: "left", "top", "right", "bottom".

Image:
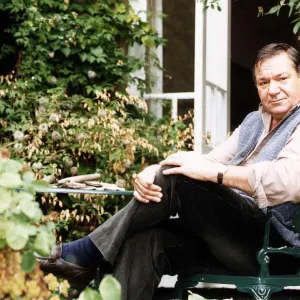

{"left": 160, "top": 156, "right": 218, "bottom": 182}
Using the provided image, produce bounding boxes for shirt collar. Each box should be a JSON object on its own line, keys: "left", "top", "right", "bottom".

{"left": 258, "top": 103, "right": 300, "bottom": 131}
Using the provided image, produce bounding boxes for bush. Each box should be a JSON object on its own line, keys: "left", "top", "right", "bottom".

{"left": 0, "top": 0, "right": 193, "bottom": 241}
{"left": 0, "top": 149, "right": 59, "bottom": 298}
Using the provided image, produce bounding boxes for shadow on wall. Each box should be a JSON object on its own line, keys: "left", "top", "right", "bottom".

{"left": 230, "top": 63, "right": 259, "bottom": 131}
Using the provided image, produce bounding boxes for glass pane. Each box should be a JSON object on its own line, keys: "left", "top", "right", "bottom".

{"left": 163, "top": 0, "right": 195, "bottom": 93}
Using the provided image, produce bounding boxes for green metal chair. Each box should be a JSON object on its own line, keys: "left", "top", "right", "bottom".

{"left": 175, "top": 207, "right": 300, "bottom": 300}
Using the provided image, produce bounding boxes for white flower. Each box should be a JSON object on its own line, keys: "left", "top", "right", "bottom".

{"left": 70, "top": 167, "right": 78, "bottom": 176}
{"left": 38, "top": 97, "right": 49, "bottom": 105}
{"left": 88, "top": 118, "right": 95, "bottom": 127}
{"left": 49, "top": 113, "right": 60, "bottom": 123}
{"left": 123, "top": 139, "right": 131, "bottom": 145}
{"left": 97, "top": 109, "right": 107, "bottom": 118}
{"left": 88, "top": 70, "right": 97, "bottom": 79}
{"left": 76, "top": 133, "right": 85, "bottom": 141}
{"left": 49, "top": 52, "right": 55, "bottom": 58}
{"left": 52, "top": 131, "right": 61, "bottom": 141}
{"left": 123, "top": 159, "right": 132, "bottom": 168}
{"left": 39, "top": 123, "right": 49, "bottom": 133}
{"left": 13, "top": 131, "right": 24, "bottom": 141}
{"left": 32, "top": 162, "right": 43, "bottom": 170}
{"left": 38, "top": 106, "right": 46, "bottom": 114}
{"left": 65, "top": 159, "right": 73, "bottom": 168}
{"left": 115, "top": 179, "right": 126, "bottom": 188}
{"left": 14, "top": 143, "right": 23, "bottom": 153}
{"left": 48, "top": 76, "right": 57, "bottom": 85}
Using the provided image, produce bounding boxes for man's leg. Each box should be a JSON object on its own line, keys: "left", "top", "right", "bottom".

{"left": 112, "top": 219, "right": 233, "bottom": 300}
{"left": 38, "top": 166, "right": 179, "bottom": 285}
{"left": 174, "top": 175, "right": 266, "bottom": 275}
{"left": 40, "top": 166, "right": 299, "bottom": 298}
{"left": 89, "top": 166, "right": 180, "bottom": 264}
{"left": 91, "top": 166, "right": 266, "bottom": 274}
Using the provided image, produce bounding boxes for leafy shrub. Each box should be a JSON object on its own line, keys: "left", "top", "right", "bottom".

{"left": 0, "top": 149, "right": 55, "bottom": 267}
{"left": 0, "top": 0, "right": 194, "bottom": 241}
{"left": 0, "top": 149, "right": 61, "bottom": 298}
{"left": 78, "top": 275, "right": 121, "bottom": 300}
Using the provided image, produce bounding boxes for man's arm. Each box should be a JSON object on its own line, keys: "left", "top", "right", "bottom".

{"left": 245, "top": 125, "right": 300, "bottom": 208}
{"left": 161, "top": 157, "right": 254, "bottom": 195}
{"left": 163, "top": 125, "right": 300, "bottom": 208}
{"left": 160, "top": 127, "right": 252, "bottom": 192}
{"left": 134, "top": 127, "right": 241, "bottom": 203}
{"left": 205, "top": 125, "right": 240, "bottom": 164}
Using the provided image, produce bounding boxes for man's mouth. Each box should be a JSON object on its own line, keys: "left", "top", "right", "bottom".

{"left": 270, "top": 98, "right": 285, "bottom": 103}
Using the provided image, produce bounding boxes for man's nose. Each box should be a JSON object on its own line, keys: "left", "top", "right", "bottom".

{"left": 268, "top": 80, "right": 280, "bottom": 95}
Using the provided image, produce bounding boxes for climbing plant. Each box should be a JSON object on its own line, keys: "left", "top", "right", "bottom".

{"left": 258, "top": 0, "right": 300, "bottom": 35}
{"left": 0, "top": 0, "right": 194, "bottom": 241}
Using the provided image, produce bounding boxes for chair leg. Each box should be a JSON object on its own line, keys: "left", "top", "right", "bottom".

{"left": 237, "top": 284, "right": 283, "bottom": 300}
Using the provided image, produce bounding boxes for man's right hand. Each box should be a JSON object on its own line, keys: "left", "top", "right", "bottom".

{"left": 133, "top": 164, "right": 163, "bottom": 203}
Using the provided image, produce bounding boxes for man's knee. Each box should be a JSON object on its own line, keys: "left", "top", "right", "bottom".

{"left": 154, "top": 165, "right": 176, "bottom": 188}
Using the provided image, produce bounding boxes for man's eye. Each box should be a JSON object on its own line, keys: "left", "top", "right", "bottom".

{"left": 280, "top": 77, "right": 288, "bottom": 81}
{"left": 259, "top": 81, "right": 269, "bottom": 87}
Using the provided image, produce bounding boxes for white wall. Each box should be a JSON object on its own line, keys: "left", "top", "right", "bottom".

{"left": 205, "top": 1, "right": 229, "bottom": 91}
{"left": 128, "top": 0, "right": 148, "bottom": 97}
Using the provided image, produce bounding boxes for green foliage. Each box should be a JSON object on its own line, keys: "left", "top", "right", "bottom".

{"left": 78, "top": 275, "right": 121, "bottom": 300}
{"left": 0, "top": 0, "right": 193, "bottom": 242}
{"left": 0, "top": 153, "right": 55, "bottom": 273}
{"left": 198, "top": 0, "right": 221, "bottom": 11}
{"left": 0, "top": 0, "right": 165, "bottom": 95}
{"left": 188, "top": 291, "right": 208, "bottom": 300}
{"left": 79, "top": 287, "right": 101, "bottom": 300}
{"left": 99, "top": 275, "right": 121, "bottom": 300}
{"left": 259, "top": 0, "right": 300, "bottom": 35}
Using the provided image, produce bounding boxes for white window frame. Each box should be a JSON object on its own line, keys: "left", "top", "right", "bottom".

{"left": 130, "top": 0, "right": 230, "bottom": 154}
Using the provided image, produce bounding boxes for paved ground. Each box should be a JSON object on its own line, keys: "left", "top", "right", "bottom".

{"left": 156, "top": 275, "right": 300, "bottom": 299}
{"left": 154, "top": 288, "right": 300, "bottom": 299}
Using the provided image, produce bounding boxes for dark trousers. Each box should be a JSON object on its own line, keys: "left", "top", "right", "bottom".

{"left": 89, "top": 167, "right": 295, "bottom": 300}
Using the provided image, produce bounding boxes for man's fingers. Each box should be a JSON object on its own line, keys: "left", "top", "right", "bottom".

{"left": 134, "top": 180, "right": 163, "bottom": 202}
{"left": 133, "top": 166, "right": 163, "bottom": 203}
{"left": 133, "top": 191, "right": 149, "bottom": 203}
{"left": 134, "top": 183, "right": 162, "bottom": 201}
{"left": 135, "top": 176, "right": 161, "bottom": 192}
{"left": 136, "top": 174, "right": 153, "bottom": 187}
{"left": 162, "top": 167, "right": 183, "bottom": 175}
{"left": 160, "top": 159, "right": 182, "bottom": 167}
{"left": 133, "top": 190, "right": 162, "bottom": 203}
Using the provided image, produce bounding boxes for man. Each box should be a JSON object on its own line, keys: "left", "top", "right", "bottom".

{"left": 39, "top": 43, "right": 300, "bottom": 299}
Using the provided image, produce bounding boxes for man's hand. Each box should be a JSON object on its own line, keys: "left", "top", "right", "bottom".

{"left": 133, "top": 164, "right": 163, "bottom": 203}
{"left": 160, "top": 155, "right": 217, "bottom": 182}
{"left": 160, "top": 154, "right": 253, "bottom": 195}
{"left": 162, "top": 151, "right": 202, "bottom": 165}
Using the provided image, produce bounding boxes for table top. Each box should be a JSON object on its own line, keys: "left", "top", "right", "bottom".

{"left": 35, "top": 187, "right": 134, "bottom": 196}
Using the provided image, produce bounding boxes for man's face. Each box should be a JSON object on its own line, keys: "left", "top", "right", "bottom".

{"left": 255, "top": 52, "right": 300, "bottom": 122}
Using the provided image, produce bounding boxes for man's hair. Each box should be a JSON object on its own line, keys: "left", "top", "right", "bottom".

{"left": 253, "top": 43, "right": 300, "bottom": 82}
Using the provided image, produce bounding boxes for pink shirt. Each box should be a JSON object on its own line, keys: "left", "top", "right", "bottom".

{"left": 206, "top": 105, "right": 300, "bottom": 208}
